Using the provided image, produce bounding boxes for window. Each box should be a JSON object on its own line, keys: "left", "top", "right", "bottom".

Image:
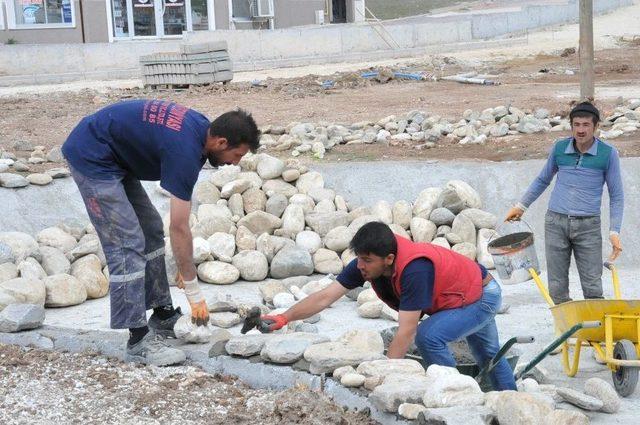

{"left": 0, "top": 1, "right": 5, "bottom": 29}
{"left": 8, "top": 0, "right": 75, "bottom": 27}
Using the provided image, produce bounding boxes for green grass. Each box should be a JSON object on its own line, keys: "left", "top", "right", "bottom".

{"left": 365, "top": 0, "right": 474, "bottom": 20}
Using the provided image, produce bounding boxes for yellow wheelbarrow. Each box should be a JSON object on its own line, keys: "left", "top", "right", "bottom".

{"left": 528, "top": 262, "right": 640, "bottom": 396}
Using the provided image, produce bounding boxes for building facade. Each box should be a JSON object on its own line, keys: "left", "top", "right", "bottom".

{"left": 0, "top": 0, "right": 364, "bottom": 43}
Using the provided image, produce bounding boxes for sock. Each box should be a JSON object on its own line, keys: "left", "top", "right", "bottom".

{"left": 153, "top": 305, "right": 177, "bottom": 320}
{"left": 128, "top": 326, "right": 149, "bottom": 345}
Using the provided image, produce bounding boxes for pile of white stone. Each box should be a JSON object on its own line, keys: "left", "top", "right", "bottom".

{"left": 207, "top": 322, "right": 620, "bottom": 423}
{"left": 258, "top": 99, "right": 640, "bottom": 157}
{"left": 0, "top": 145, "right": 69, "bottom": 188}
{"left": 158, "top": 153, "right": 498, "bottom": 288}
{"left": 0, "top": 221, "right": 109, "bottom": 311}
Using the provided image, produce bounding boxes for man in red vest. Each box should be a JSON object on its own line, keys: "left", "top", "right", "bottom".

{"left": 262, "top": 221, "right": 517, "bottom": 391}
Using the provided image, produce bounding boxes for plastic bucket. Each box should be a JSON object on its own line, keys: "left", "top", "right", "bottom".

{"left": 488, "top": 221, "right": 540, "bottom": 285}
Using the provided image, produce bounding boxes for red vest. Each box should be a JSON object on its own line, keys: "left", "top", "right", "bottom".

{"left": 370, "top": 235, "right": 483, "bottom": 315}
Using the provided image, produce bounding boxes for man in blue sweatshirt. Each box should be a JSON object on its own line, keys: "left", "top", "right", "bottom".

{"left": 504, "top": 102, "right": 624, "bottom": 304}
{"left": 62, "top": 100, "right": 260, "bottom": 365}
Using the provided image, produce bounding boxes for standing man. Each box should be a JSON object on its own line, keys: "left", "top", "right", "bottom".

{"left": 62, "top": 100, "right": 260, "bottom": 365}
{"left": 504, "top": 102, "right": 624, "bottom": 304}
{"left": 259, "top": 222, "right": 517, "bottom": 391}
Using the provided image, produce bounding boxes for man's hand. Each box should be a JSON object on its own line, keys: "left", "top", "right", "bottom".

{"left": 177, "top": 273, "right": 210, "bottom": 326}
{"left": 609, "top": 233, "right": 623, "bottom": 262}
{"left": 260, "top": 314, "right": 288, "bottom": 332}
{"left": 387, "top": 310, "right": 421, "bottom": 359}
{"left": 504, "top": 206, "right": 525, "bottom": 222}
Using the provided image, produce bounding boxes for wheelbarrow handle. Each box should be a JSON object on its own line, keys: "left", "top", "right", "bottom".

{"left": 582, "top": 321, "right": 602, "bottom": 329}
{"left": 515, "top": 336, "right": 535, "bottom": 344}
{"left": 477, "top": 336, "right": 534, "bottom": 381}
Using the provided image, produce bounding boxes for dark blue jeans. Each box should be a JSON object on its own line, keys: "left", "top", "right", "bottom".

{"left": 70, "top": 166, "right": 173, "bottom": 329}
{"left": 414, "top": 279, "right": 517, "bottom": 391}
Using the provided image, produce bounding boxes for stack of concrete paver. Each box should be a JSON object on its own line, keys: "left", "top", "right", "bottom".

{"left": 140, "top": 41, "right": 233, "bottom": 87}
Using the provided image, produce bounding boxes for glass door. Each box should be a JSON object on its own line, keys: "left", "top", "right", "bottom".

{"left": 132, "top": 0, "right": 156, "bottom": 36}
{"left": 161, "top": 0, "right": 187, "bottom": 36}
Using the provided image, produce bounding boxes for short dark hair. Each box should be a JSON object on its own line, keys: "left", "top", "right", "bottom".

{"left": 349, "top": 221, "right": 397, "bottom": 258}
{"left": 209, "top": 109, "right": 260, "bottom": 153}
{"left": 570, "top": 102, "right": 600, "bottom": 125}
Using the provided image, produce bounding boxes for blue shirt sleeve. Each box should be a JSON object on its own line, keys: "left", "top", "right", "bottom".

{"left": 605, "top": 148, "right": 624, "bottom": 233}
{"left": 399, "top": 258, "right": 434, "bottom": 311}
{"left": 520, "top": 144, "right": 559, "bottom": 208}
{"left": 336, "top": 259, "right": 366, "bottom": 289}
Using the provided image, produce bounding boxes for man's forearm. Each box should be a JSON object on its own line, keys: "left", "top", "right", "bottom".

{"left": 170, "top": 225, "right": 197, "bottom": 280}
{"left": 283, "top": 290, "right": 336, "bottom": 322}
{"left": 387, "top": 329, "right": 416, "bottom": 359}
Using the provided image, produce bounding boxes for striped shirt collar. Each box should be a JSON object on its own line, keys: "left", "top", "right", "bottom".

{"left": 564, "top": 138, "right": 600, "bottom": 156}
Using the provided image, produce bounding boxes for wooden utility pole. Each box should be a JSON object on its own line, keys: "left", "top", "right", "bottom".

{"left": 579, "top": 0, "right": 594, "bottom": 100}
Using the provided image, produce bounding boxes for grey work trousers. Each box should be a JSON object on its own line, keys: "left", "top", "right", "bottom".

{"left": 544, "top": 210, "right": 603, "bottom": 304}
{"left": 70, "top": 166, "right": 173, "bottom": 329}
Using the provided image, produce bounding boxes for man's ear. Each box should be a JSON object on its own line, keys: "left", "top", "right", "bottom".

{"left": 208, "top": 135, "right": 228, "bottom": 151}
{"left": 385, "top": 254, "right": 395, "bottom": 266}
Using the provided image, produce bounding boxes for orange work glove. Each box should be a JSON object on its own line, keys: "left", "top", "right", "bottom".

{"left": 176, "top": 272, "right": 210, "bottom": 326}
{"left": 609, "top": 233, "right": 623, "bottom": 262}
{"left": 260, "top": 314, "right": 288, "bottom": 332}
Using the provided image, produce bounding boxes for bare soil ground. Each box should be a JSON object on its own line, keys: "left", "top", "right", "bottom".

{"left": 0, "top": 343, "right": 376, "bottom": 425}
{"left": 1, "top": 45, "right": 639, "bottom": 172}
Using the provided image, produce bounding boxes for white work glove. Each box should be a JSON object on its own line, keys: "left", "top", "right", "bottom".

{"left": 176, "top": 273, "right": 209, "bottom": 326}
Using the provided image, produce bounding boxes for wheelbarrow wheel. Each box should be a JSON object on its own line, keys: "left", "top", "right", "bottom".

{"left": 612, "top": 339, "right": 639, "bottom": 397}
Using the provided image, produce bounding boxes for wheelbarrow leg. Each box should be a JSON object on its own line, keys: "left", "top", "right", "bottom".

{"left": 514, "top": 321, "right": 601, "bottom": 381}
{"left": 475, "top": 336, "right": 535, "bottom": 387}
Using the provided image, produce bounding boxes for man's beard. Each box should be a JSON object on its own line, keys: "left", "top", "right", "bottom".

{"left": 207, "top": 153, "right": 220, "bottom": 167}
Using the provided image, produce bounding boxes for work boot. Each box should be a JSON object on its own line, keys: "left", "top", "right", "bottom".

{"left": 125, "top": 330, "right": 186, "bottom": 366}
{"left": 148, "top": 307, "right": 183, "bottom": 338}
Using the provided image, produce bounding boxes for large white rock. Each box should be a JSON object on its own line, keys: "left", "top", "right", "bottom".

{"left": 174, "top": 315, "right": 216, "bottom": 343}
{"left": 237, "top": 211, "right": 282, "bottom": 235}
{"left": 237, "top": 171, "right": 263, "bottom": 189}
{"left": 40, "top": 246, "right": 71, "bottom": 276}
{"left": 392, "top": 200, "right": 412, "bottom": 229}
{"left": 44, "top": 274, "right": 87, "bottom": 307}
{"left": 232, "top": 250, "right": 268, "bottom": 281}
{"left": 0, "top": 263, "right": 18, "bottom": 283}
{"left": 258, "top": 279, "right": 289, "bottom": 304}
{"left": 460, "top": 208, "right": 498, "bottom": 229}
{"left": 398, "top": 403, "right": 428, "bottom": 421}
{"left": 410, "top": 218, "right": 436, "bottom": 243}
{"left": 452, "top": 242, "right": 477, "bottom": 260}
{"left": 197, "top": 204, "right": 232, "bottom": 222}
{"left": 289, "top": 193, "right": 316, "bottom": 214}
{"left": 262, "top": 179, "right": 297, "bottom": 198}
{"left": 308, "top": 187, "right": 336, "bottom": 203}
{"left": 357, "top": 288, "right": 378, "bottom": 305}
{"left": 357, "top": 300, "right": 383, "bottom": 318}
{"left": 256, "top": 155, "right": 286, "bottom": 179}
{"left": 190, "top": 217, "right": 235, "bottom": 240}
{"left": 209, "top": 312, "right": 242, "bottom": 328}
{"left": 68, "top": 234, "right": 102, "bottom": 261}
{"left": 235, "top": 226, "right": 257, "bottom": 251}
{"left": 261, "top": 333, "right": 331, "bottom": 364}
{"left": 0, "top": 277, "right": 46, "bottom": 306}
{"left": 430, "top": 208, "right": 456, "bottom": 226}
{"left": 0, "top": 232, "right": 40, "bottom": 263}
{"left": 313, "top": 199, "right": 336, "bottom": 213}
{"left": 296, "top": 171, "right": 324, "bottom": 194}
{"left": 341, "top": 373, "right": 366, "bottom": 387}
{"left": 273, "top": 292, "right": 296, "bottom": 308}
{"left": 210, "top": 165, "right": 240, "bottom": 188}
{"left": 341, "top": 248, "right": 357, "bottom": 266}
{"left": 324, "top": 226, "right": 353, "bottom": 253}
{"left": 484, "top": 391, "right": 553, "bottom": 425}
{"left": 437, "top": 180, "right": 482, "bottom": 214}
{"left": 256, "top": 234, "right": 295, "bottom": 262}
{"left": 17, "top": 258, "right": 47, "bottom": 281}
{"left": 357, "top": 359, "right": 425, "bottom": 379}
{"left": 476, "top": 228, "right": 497, "bottom": 269}
{"left": 431, "top": 237, "right": 450, "bottom": 249}
{"left": 348, "top": 215, "right": 378, "bottom": 234}
{"left": 370, "top": 373, "right": 432, "bottom": 413}
{"left": 197, "top": 261, "right": 240, "bottom": 284}
{"left": 192, "top": 237, "right": 212, "bottom": 264}
{"left": 281, "top": 204, "right": 305, "bottom": 235}
{"left": 207, "top": 232, "right": 236, "bottom": 262}
{"left": 265, "top": 193, "right": 288, "bottom": 218}
{"left": 36, "top": 227, "right": 77, "bottom": 253}
{"left": 221, "top": 179, "right": 252, "bottom": 198}
{"left": 71, "top": 254, "right": 109, "bottom": 299}
{"left": 422, "top": 371, "right": 485, "bottom": 408}
{"left": 389, "top": 224, "right": 410, "bottom": 239}
{"left": 225, "top": 334, "right": 272, "bottom": 357}
{"left": 305, "top": 211, "right": 350, "bottom": 237}
{"left": 452, "top": 214, "right": 477, "bottom": 245}
{"left": 584, "top": 377, "right": 620, "bottom": 413}
{"left": 0, "top": 303, "right": 45, "bottom": 333}
{"left": 193, "top": 180, "right": 221, "bottom": 205}
{"left": 371, "top": 201, "right": 393, "bottom": 224}
{"left": 241, "top": 187, "right": 267, "bottom": 213}
{"left": 313, "top": 248, "right": 343, "bottom": 274}
{"left": 303, "top": 330, "right": 386, "bottom": 374}
{"left": 270, "top": 247, "right": 314, "bottom": 278}
{"left": 413, "top": 187, "right": 442, "bottom": 218}
{"left": 295, "top": 230, "right": 323, "bottom": 254}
